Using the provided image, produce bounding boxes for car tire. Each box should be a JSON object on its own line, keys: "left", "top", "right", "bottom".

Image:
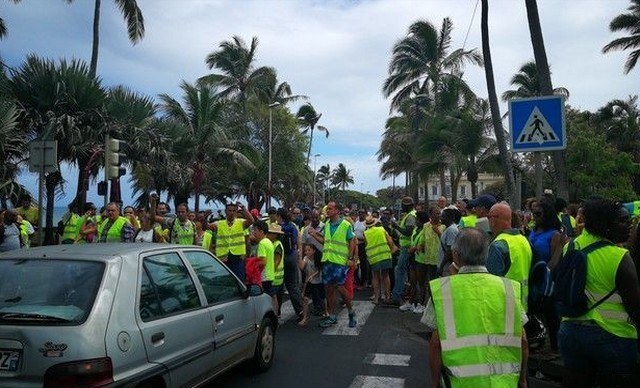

{"left": 251, "top": 317, "right": 275, "bottom": 373}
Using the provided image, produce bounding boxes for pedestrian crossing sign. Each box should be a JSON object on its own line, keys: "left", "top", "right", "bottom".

{"left": 509, "top": 95, "right": 566, "bottom": 152}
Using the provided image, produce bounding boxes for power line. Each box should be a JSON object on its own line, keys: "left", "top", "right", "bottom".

{"left": 462, "top": 0, "right": 480, "bottom": 50}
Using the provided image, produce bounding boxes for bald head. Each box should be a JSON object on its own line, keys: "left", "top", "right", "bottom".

{"left": 488, "top": 202, "right": 512, "bottom": 235}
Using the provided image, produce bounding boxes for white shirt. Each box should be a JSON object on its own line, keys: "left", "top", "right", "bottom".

{"left": 135, "top": 229, "right": 154, "bottom": 243}
{"left": 353, "top": 220, "right": 366, "bottom": 240}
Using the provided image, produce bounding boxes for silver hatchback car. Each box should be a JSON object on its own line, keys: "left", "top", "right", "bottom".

{"left": 0, "top": 244, "right": 277, "bottom": 387}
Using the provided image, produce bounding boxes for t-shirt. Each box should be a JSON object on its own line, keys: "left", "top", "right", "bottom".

{"left": 301, "top": 223, "right": 324, "bottom": 252}
{"left": 0, "top": 224, "right": 21, "bottom": 252}
{"left": 328, "top": 218, "right": 355, "bottom": 240}
{"left": 302, "top": 256, "right": 322, "bottom": 284}
{"left": 135, "top": 229, "right": 154, "bottom": 243}
{"left": 438, "top": 223, "right": 459, "bottom": 265}
{"left": 353, "top": 220, "right": 366, "bottom": 240}
{"left": 257, "top": 237, "right": 274, "bottom": 282}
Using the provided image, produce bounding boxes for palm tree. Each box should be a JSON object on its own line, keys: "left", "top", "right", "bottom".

{"left": 159, "top": 81, "right": 253, "bottom": 212}
{"left": 481, "top": 0, "right": 516, "bottom": 205}
{"left": 7, "top": 55, "right": 106, "bottom": 243}
{"left": 603, "top": 0, "right": 640, "bottom": 74}
{"left": 200, "top": 36, "right": 275, "bottom": 118}
{"left": 525, "top": 0, "right": 569, "bottom": 201}
{"left": 0, "top": 98, "right": 29, "bottom": 208}
{"left": 0, "top": 0, "right": 22, "bottom": 40}
{"left": 501, "top": 61, "right": 569, "bottom": 101}
{"left": 331, "top": 163, "right": 354, "bottom": 191}
{"left": 382, "top": 18, "right": 483, "bottom": 111}
{"left": 296, "top": 103, "right": 329, "bottom": 166}
{"left": 316, "top": 164, "right": 332, "bottom": 203}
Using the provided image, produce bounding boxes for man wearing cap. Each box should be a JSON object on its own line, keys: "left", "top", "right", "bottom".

{"left": 209, "top": 202, "right": 255, "bottom": 281}
{"left": 487, "top": 202, "right": 533, "bottom": 313}
{"left": 364, "top": 215, "right": 397, "bottom": 304}
{"left": 388, "top": 196, "right": 417, "bottom": 305}
{"left": 460, "top": 194, "right": 496, "bottom": 236}
{"left": 309, "top": 201, "right": 358, "bottom": 328}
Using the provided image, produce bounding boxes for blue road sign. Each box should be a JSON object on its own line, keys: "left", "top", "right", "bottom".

{"left": 509, "top": 95, "right": 566, "bottom": 152}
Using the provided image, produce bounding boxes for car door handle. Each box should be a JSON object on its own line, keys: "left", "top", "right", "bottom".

{"left": 215, "top": 314, "right": 224, "bottom": 323}
{"left": 151, "top": 332, "right": 165, "bottom": 343}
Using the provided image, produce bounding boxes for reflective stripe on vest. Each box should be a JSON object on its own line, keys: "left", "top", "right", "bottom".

{"left": 494, "top": 232, "right": 532, "bottom": 312}
{"left": 216, "top": 219, "right": 246, "bottom": 258}
{"left": 171, "top": 218, "right": 195, "bottom": 245}
{"left": 564, "top": 231, "right": 637, "bottom": 339}
{"left": 98, "top": 217, "right": 128, "bottom": 243}
{"left": 398, "top": 210, "right": 416, "bottom": 247}
{"left": 322, "top": 219, "right": 351, "bottom": 265}
{"left": 430, "top": 274, "right": 522, "bottom": 386}
{"left": 364, "top": 226, "right": 391, "bottom": 265}
{"left": 273, "top": 240, "right": 284, "bottom": 286}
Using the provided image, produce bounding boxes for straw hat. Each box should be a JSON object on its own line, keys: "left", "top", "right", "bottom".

{"left": 401, "top": 196, "right": 414, "bottom": 206}
{"left": 364, "top": 215, "right": 378, "bottom": 227}
{"left": 267, "top": 223, "right": 285, "bottom": 235}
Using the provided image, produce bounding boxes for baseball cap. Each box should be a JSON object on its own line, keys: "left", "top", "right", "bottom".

{"left": 468, "top": 194, "right": 497, "bottom": 210}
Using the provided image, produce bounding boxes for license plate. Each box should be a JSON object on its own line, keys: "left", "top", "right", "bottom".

{"left": 0, "top": 350, "right": 20, "bottom": 371}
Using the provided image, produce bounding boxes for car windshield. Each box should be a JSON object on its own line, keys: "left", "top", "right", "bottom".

{"left": 0, "top": 259, "right": 105, "bottom": 325}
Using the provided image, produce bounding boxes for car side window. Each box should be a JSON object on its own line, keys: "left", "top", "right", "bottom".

{"left": 139, "top": 252, "right": 201, "bottom": 322}
{"left": 183, "top": 250, "right": 243, "bottom": 305}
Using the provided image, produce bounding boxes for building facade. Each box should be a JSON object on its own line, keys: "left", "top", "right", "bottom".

{"left": 418, "top": 172, "right": 504, "bottom": 202}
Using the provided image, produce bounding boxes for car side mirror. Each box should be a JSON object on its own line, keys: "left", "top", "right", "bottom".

{"left": 245, "top": 284, "right": 263, "bottom": 298}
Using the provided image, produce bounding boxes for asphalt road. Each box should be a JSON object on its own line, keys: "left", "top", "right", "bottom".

{"left": 211, "top": 289, "right": 432, "bottom": 388}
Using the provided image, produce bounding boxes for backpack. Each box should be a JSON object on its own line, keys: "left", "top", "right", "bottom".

{"left": 528, "top": 259, "right": 554, "bottom": 310}
{"left": 280, "top": 223, "right": 297, "bottom": 255}
{"left": 552, "top": 239, "right": 615, "bottom": 318}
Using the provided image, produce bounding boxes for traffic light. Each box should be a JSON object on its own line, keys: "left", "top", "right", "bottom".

{"left": 106, "top": 137, "right": 127, "bottom": 180}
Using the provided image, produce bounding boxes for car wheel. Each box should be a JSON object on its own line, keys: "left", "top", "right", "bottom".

{"left": 251, "top": 317, "right": 275, "bottom": 372}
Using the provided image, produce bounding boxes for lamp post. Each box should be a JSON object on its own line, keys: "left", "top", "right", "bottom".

{"left": 313, "top": 153, "right": 321, "bottom": 206}
{"left": 267, "top": 101, "right": 280, "bottom": 210}
{"left": 360, "top": 182, "right": 364, "bottom": 209}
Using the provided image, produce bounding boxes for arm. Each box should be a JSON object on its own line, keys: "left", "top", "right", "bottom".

{"left": 486, "top": 241, "right": 510, "bottom": 276}
{"left": 386, "top": 231, "right": 399, "bottom": 254}
{"left": 429, "top": 330, "right": 443, "bottom": 388}
{"left": 616, "top": 253, "right": 640, "bottom": 331}
{"left": 520, "top": 330, "right": 529, "bottom": 388}
{"left": 309, "top": 226, "right": 325, "bottom": 244}
{"left": 148, "top": 196, "right": 164, "bottom": 224}
{"left": 548, "top": 231, "right": 568, "bottom": 270}
{"left": 240, "top": 206, "right": 254, "bottom": 228}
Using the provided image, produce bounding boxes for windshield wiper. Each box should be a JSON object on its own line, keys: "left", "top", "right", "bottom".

{"left": 0, "top": 312, "right": 72, "bottom": 323}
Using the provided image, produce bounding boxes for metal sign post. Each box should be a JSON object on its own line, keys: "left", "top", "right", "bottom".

{"left": 29, "top": 140, "right": 57, "bottom": 246}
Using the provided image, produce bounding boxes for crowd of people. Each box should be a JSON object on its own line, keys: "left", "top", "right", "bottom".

{"left": 1, "top": 191, "right": 639, "bottom": 386}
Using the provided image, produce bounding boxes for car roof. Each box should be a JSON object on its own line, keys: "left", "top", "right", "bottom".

{"left": 0, "top": 243, "right": 203, "bottom": 261}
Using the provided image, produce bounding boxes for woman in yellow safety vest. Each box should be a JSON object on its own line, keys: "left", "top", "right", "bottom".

{"left": 558, "top": 198, "right": 640, "bottom": 386}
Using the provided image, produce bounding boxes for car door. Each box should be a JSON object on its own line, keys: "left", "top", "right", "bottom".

{"left": 137, "top": 251, "right": 215, "bottom": 387}
{"left": 181, "top": 250, "right": 256, "bottom": 371}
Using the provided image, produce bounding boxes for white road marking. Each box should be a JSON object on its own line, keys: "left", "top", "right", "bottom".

{"left": 349, "top": 375, "right": 405, "bottom": 388}
{"left": 363, "top": 353, "right": 411, "bottom": 367}
{"left": 322, "top": 300, "right": 375, "bottom": 336}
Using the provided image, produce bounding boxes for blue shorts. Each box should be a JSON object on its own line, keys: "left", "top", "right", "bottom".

{"left": 370, "top": 259, "right": 392, "bottom": 271}
{"left": 322, "top": 263, "right": 348, "bottom": 285}
{"left": 558, "top": 321, "right": 638, "bottom": 374}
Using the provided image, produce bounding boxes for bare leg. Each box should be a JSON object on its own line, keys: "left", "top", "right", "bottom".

{"left": 326, "top": 285, "right": 337, "bottom": 316}
{"left": 371, "top": 270, "right": 380, "bottom": 303}
{"left": 382, "top": 269, "right": 391, "bottom": 301}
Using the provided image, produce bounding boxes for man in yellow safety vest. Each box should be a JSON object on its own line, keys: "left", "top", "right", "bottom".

{"left": 427, "top": 227, "right": 528, "bottom": 387}
{"left": 209, "top": 202, "right": 254, "bottom": 282}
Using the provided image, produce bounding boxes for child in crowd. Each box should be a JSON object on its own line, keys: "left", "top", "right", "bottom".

{"left": 297, "top": 243, "right": 327, "bottom": 326}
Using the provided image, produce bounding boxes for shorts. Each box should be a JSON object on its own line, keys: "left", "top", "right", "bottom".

{"left": 262, "top": 281, "right": 276, "bottom": 296}
{"left": 370, "top": 259, "right": 392, "bottom": 271}
{"left": 304, "top": 282, "right": 325, "bottom": 299}
{"left": 322, "top": 262, "right": 348, "bottom": 285}
{"left": 558, "top": 321, "right": 638, "bottom": 374}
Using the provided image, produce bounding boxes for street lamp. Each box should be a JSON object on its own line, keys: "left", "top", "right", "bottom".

{"left": 313, "top": 153, "right": 321, "bottom": 206}
{"left": 267, "top": 101, "right": 280, "bottom": 210}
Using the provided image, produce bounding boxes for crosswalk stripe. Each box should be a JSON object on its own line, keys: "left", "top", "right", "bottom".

{"left": 349, "top": 375, "right": 404, "bottom": 388}
{"left": 322, "top": 300, "right": 375, "bottom": 336}
{"left": 363, "top": 353, "right": 411, "bottom": 367}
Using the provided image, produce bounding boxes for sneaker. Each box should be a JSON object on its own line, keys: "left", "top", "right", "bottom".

{"left": 348, "top": 312, "right": 357, "bottom": 328}
{"left": 319, "top": 315, "right": 337, "bottom": 328}
{"left": 413, "top": 303, "right": 425, "bottom": 314}
{"left": 399, "top": 301, "right": 415, "bottom": 312}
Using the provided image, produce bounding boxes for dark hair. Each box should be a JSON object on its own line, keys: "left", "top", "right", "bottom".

{"left": 254, "top": 220, "right": 269, "bottom": 234}
{"left": 442, "top": 208, "right": 461, "bottom": 225}
{"left": 159, "top": 202, "right": 171, "bottom": 212}
{"left": 305, "top": 243, "right": 323, "bottom": 271}
{"left": 415, "top": 210, "right": 429, "bottom": 225}
{"left": 535, "top": 200, "right": 562, "bottom": 231}
{"left": 554, "top": 197, "right": 568, "bottom": 213}
{"left": 176, "top": 203, "right": 189, "bottom": 211}
{"left": 583, "top": 197, "right": 624, "bottom": 240}
{"left": 277, "top": 207, "right": 290, "bottom": 222}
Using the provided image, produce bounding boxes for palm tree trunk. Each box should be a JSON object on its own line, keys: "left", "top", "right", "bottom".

{"left": 45, "top": 171, "right": 61, "bottom": 245}
{"left": 449, "top": 167, "right": 457, "bottom": 202}
{"left": 525, "top": 0, "right": 569, "bottom": 200}
{"left": 306, "top": 128, "right": 314, "bottom": 166}
{"left": 438, "top": 167, "right": 446, "bottom": 199}
{"left": 481, "top": 0, "right": 516, "bottom": 205}
{"left": 89, "top": 0, "right": 101, "bottom": 78}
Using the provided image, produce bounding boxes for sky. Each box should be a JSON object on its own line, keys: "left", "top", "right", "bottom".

{"left": 2, "top": 0, "right": 637, "bottom": 207}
